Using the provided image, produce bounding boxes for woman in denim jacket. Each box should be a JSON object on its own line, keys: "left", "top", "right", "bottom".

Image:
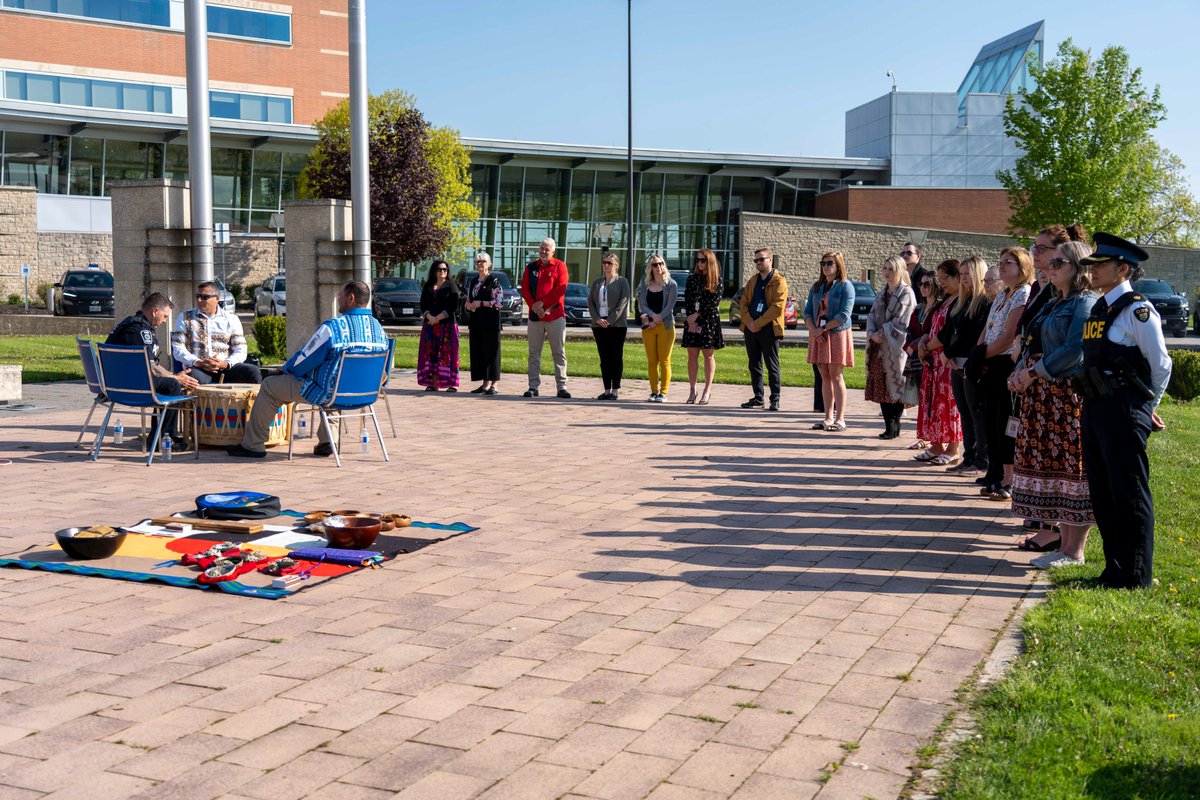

{"left": 1006, "top": 240, "right": 1098, "bottom": 568}
{"left": 804, "top": 252, "right": 856, "bottom": 430}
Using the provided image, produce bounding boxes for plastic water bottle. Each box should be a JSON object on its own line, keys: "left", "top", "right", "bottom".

{"left": 296, "top": 417, "right": 308, "bottom": 439}
{"left": 163, "top": 436, "right": 172, "bottom": 462}
{"left": 360, "top": 432, "right": 369, "bottom": 455}
{"left": 114, "top": 420, "right": 124, "bottom": 445}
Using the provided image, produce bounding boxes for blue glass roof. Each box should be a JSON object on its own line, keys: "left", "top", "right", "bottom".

{"left": 956, "top": 21, "right": 1044, "bottom": 120}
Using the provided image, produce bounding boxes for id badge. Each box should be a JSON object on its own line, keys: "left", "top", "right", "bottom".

{"left": 755, "top": 301, "right": 766, "bottom": 315}
{"left": 694, "top": 301, "right": 700, "bottom": 312}
{"left": 1005, "top": 416, "right": 1021, "bottom": 438}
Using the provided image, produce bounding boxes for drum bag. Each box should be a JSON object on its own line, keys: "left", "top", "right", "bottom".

{"left": 195, "top": 491, "right": 282, "bottom": 520}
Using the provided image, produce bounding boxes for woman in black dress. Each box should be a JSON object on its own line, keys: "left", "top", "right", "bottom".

{"left": 417, "top": 259, "right": 461, "bottom": 392}
{"left": 464, "top": 252, "right": 502, "bottom": 395}
{"left": 682, "top": 248, "right": 724, "bottom": 405}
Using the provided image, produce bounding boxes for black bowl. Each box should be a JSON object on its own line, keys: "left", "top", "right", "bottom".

{"left": 55, "top": 527, "right": 127, "bottom": 560}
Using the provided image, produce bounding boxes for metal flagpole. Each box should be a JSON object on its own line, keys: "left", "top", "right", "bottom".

{"left": 184, "top": 0, "right": 213, "bottom": 283}
{"left": 626, "top": 0, "right": 634, "bottom": 278}
{"left": 349, "top": 0, "right": 371, "bottom": 284}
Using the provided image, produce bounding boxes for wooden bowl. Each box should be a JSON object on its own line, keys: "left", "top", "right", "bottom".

{"left": 304, "top": 510, "right": 332, "bottom": 525}
{"left": 321, "top": 515, "right": 381, "bottom": 550}
{"left": 384, "top": 514, "right": 412, "bottom": 528}
{"left": 363, "top": 513, "right": 396, "bottom": 532}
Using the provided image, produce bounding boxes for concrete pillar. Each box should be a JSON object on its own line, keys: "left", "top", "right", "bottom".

{"left": 109, "top": 179, "right": 193, "bottom": 368}
{"left": 282, "top": 199, "right": 355, "bottom": 357}
{"left": 0, "top": 186, "right": 38, "bottom": 299}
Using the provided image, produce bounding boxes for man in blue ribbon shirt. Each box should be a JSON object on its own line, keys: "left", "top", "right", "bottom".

{"left": 227, "top": 280, "right": 388, "bottom": 458}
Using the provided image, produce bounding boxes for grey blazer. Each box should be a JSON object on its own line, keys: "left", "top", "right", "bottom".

{"left": 588, "top": 276, "right": 630, "bottom": 327}
{"left": 636, "top": 280, "right": 678, "bottom": 329}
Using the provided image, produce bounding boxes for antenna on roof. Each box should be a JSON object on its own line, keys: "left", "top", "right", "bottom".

{"left": 886, "top": 70, "right": 898, "bottom": 92}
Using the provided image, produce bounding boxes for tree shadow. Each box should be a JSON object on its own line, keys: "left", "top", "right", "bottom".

{"left": 1085, "top": 762, "right": 1200, "bottom": 799}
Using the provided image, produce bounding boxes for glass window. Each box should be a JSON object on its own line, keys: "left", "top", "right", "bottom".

{"left": 266, "top": 97, "right": 289, "bottom": 123}
{"left": 251, "top": 149, "right": 281, "bottom": 209}
{"left": 468, "top": 164, "right": 497, "bottom": 219}
{"left": 26, "top": 74, "right": 56, "bottom": 103}
{"left": 0, "top": 0, "right": 170, "bottom": 26}
{"left": 4, "top": 73, "right": 24, "bottom": 100}
{"left": 207, "top": 4, "right": 291, "bottom": 43}
{"left": 638, "top": 172, "right": 662, "bottom": 224}
{"left": 2, "top": 132, "right": 65, "bottom": 193}
{"left": 497, "top": 165, "right": 523, "bottom": 219}
{"left": 705, "top": 175, "right": 729, "bottom": 225}
{"left": 68, "top": 136, "right": 104, "bottom": 195}
{"left": 209, "top": 90, "right": 290, "bottom": 123}
{"left": 662, "top": 173, "right": 701, "bottom": 226}
{"left": 210, "top": 91, "right": 239, "bottom": 119}
{"left": 164, "top": 142, "right": 189, "bottom": 182}
{"left": 522, "top": 167, "right": 568, "bottom": 221}
{"left": 122, "top": 82, "right": 151, "bottom": 112}
{"left": 593, "top": 170, "right": 628, "bottom": 222}
{"left": 279, "top": 151, "right": 307, "bottom": 202}
{"left": 102, "top": 139, "right": 162, "bottom": 194}
{"left": 568, "top": 169, "right": 593, "bottom": 222}
{"left": 729, "top": 176, "right": 766, "bottom": 214}
{"left": 59, "top": 77, "right": 89, "bottom": 106}
{"left": 211, "top": 147, "right": 251, "bottom": 209}
{"left": 92, "top": 80, "right": 120, "bottom": 109}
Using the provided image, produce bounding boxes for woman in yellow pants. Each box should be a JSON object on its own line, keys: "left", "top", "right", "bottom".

{"left": 637, "top": 255, "right": 679, "bottom": 402}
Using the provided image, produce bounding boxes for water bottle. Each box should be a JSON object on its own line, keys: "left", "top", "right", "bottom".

{"left": 360, "top": 432, "right": 369, "bottom": 455}
{"left": 296, "top": 417, "right": 308, "bottom": 439}
{"left": 114, "top": 420, "right": 124, "bottom": 445}
{"left": 163, "top": 436, "right": 172, "bottom": 462}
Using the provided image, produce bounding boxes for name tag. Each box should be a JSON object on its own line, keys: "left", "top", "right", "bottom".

{"left": 754, "top": 302, "right": 765, "bottom": 315}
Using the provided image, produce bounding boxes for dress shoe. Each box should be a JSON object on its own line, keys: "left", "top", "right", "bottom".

{"left": 313, "top": 442, "right": 334, "bottom": 457}
{"left": 523, "top": 388, "right": 539, "bottom": 397}
{"left": 470, "top": 385, "right": 486, "bottom": 394}
{"left": 483, "top": 387, "right": 497, "bottom": 396}
{"left": 226, "top": 443, "right": 266, "bottom": 459}
{"left": 557, "top": 389, "right": 572, "bottom": 399}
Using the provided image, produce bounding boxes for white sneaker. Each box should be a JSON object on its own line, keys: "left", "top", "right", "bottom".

{"left": 1031, "top": 551, "right": 1084, "bottom": 569}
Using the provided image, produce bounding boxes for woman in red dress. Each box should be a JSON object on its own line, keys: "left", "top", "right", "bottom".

{"left": 914, "top": 260, "right": 962, "bottom": 464}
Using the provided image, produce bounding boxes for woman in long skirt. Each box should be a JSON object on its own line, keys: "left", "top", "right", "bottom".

{"left": 465, "top": 252, "right": 502, "bottom": 395}
{"left": 417, "top": 259, "right": 461, "bottom": 391}
{"left": 864, "top": 256, "right": 916, "bottom": 439}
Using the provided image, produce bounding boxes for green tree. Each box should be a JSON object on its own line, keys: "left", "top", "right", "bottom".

{"left": 998, "top": 40, "right": 1197, "bottom": 244}
{"left": 301, "top": 90, "right": 478, "bottom": 265}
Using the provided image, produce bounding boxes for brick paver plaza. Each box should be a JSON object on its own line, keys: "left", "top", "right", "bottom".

{"left": 0, "top": 374, "right": 1038, "bottom": 799}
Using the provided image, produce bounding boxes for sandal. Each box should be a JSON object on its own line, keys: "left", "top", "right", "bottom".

{"left": 987, "top": 485, "right": 1013, "bottom": 502}
{"left": 1017, "top": 536, "right": 1062, "bottom": 552}
{"left": 909, "top": 439, "right": 931, "bottom": 450}
{"left": 1022, "top": 520, "right": 1062, "bottom": 534}
{"left": 913, "top": 450, "right": 938, "bottom": 462}
{"left": 928, "top": 454, "right": 960, "bottom": 466}
{"left": 686, "top": 390, "right": 697, "bottom": 405}
{"left": 824, "top": 421, "right": 846, "bottom": 431}
{"left": 812, "top": 421, "right": 831, "bottom": 430}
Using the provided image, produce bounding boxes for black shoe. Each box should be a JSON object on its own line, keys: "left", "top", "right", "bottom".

{"left": 313, "top": 442, "right": 334, "bottom": 457}
{"left": 741, "top": 397, "right": 764, "bottom": 409}
{"left": 446, "top": 387, "right": 457, "bottom": 393}
{"left": 557, "top": 389, "right": 572, "bottom": 399}
{"left": 226, "top": 443, "right": 266, "bottom": 459}
{"left": 470, "top": 386, "right": 486, "bottom": 394}
{"left": 484, "top": 387, "right": 497, "bottom": 396}
{"left": 425, "top": 386, "right": 437, "bottom": 392}
{"left": 597, "top": 392, "right": 611, "bottom": 400}
{"left": 975, "top": 475, "right": 992, "bottom": 485}
{"left": 169, "top": 437, "right": 192, "bottom": 453}
{"left": 768, "top": 399, "right": 779, "bottom": 411}
{"left": 523, "top": 389, "right": 539, "bottom": 398}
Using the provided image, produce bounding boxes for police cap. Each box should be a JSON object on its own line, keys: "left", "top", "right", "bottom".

{"left": 1080, "top": 232, "right": 1150, "bottom": 266}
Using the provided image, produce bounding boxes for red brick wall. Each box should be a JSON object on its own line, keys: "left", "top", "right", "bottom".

{"left": 815, "top": 187, "right": 1014, "bottom": 235}
{"left": 0, "top": 1, "right": 348, "bottom": 125}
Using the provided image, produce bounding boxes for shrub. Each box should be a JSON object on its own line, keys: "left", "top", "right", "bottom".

{"left": 226, "top": 282, "right": 244, "bottom": 305}
{"left": 254, "top": 316, "right": 287, "bottom": 359}
{"left": 1166, "top": 349, "right": 1200, "bottom": 401}
{"left": 6, "top": 293, "right": 19, "bottom": 305}
{"left": 242, "top": 282, "right": 261, "bottom": 309}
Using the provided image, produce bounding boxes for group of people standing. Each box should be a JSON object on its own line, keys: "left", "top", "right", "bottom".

{"left": 873, "top": 230, "right": 1172, "bottom": 590}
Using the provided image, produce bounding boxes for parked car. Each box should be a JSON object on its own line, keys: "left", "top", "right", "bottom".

{"left": 727, "top": 286, "right": 799, "bottom": 329}
{"left": 850, "top": 281, "right": 876, "bottom": 330}
{"left": 212, "top": 278, "right": 236, "bottom": 313}
{"left": 54, "top": 269, "right": 114, "bottom": 317}
{"left": 254, "top": 275, "right": 286, "bottom": 317}
{"left": 562, "top": 282, "right": 592, "bottom": 326}
{"left": 1131, "top": 279, "right": 1189, "bottom": 338}
{"left": 1194, "top": 292, "right": 1200, "bottom": 336}
{"left": 454, "top": 270, "right": 523, "bottom": 326}
{"left": 632, "top": 270, "right": 691, "bottom": 324}
{"left": 372, "top": 277, "right": 423, "bottom": 324}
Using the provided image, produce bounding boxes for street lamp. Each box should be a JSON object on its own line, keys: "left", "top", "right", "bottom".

{"left": 626, "top": 0, "right": 633, "bottom": 279}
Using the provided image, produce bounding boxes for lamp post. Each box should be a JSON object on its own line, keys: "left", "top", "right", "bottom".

{"left": 184, "top": 0, "right": 213, "bottom": 283}
{"left": 349, "top": 0, "right": 371, "bottom": 284}
{"left": 626, "top": 0, "right": 633, "bottom": 278}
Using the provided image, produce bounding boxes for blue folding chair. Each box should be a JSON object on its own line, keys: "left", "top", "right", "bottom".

{"left": 93, "top": 343, "right": 199, "bottom": 466}
{"left": 379, "top": 336, "right": 397, "bottom": 438}
{"left": 287, "top": 349, "right": 390, "bottom": 468}
{"left": 75, "top": 337, "right": 146, "bottom": 449}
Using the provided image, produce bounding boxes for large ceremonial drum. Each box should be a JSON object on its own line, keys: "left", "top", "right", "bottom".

{"left": 193, "top": 384, "right": 291, "bottom": 447}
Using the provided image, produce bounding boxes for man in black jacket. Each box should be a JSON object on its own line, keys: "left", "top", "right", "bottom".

{"left": 106, "top": 292, "right": 199, "bottom": 449}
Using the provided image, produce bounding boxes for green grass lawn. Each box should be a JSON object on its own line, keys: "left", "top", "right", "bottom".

{"left": 939, "top": 399, "right": 1200, "bottom": 799}
{"left": 0, "top": 333, "right": 867, "bottom": 390}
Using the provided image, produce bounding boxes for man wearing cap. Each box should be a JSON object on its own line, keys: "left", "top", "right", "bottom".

{"left": 1074, "top": 233, "right": 1172, "bottom": 589}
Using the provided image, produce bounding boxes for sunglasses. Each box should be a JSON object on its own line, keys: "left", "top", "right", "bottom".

{"left": 434, "top": 267, "right": 449, "bottom": 272}
{"left": 753, "top": 257, "right": 768, "bottom": 264}
{"left": 1047, "top": 257, "right": 1071, "bottom": 268}
{"left": 694, "top": 258, "right": 707, "bottom": 264}
{"left": 474, "top": 260, "right": 488, "bottom": 265}
{"left": 195, "top": 293, "right": 217, "bottom": 300}
{"left": 819, "top": 260, "right": 836, "bottom": 267}
{"left": 920, "top": 281, "right": 933, "bottom": 287}
{"left": 900, "top": 250, "right": 916, "bottom": 257}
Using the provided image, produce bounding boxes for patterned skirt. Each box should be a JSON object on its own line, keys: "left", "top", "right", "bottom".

{"left": 917, "top": 358, "right": 961, "bottom": 442}
{"left": 1011, "top": 366, "right": 1094, "bottom": 525}
{"left": 807, "top": 328, "right": 854, "bottom": 366}
{"left": 863, "top": 343, "right": 890, "bottom": 404}
{"left": 417, "top": 321, "right": 460, "bottom": 389}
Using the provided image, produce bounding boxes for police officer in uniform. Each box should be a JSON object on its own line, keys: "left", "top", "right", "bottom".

{"left": 106, "top": 292, "right": 199, "bottom": 450}
{"left": 1075, "top": 234, "right": 1172, "bottom": 589}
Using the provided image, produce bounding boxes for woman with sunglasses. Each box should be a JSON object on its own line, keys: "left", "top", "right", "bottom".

{"left": 864, "top": 256, "right": 916, "bottom": 439}
{"left": 1006, "top": 240, "right": 1098, "bottom": 566}
{"left": 638, "top": 255, "right": 678, "bottom": 402}
{"left": 904, "top": 271, "right": 941, "bottom": 451}
{"left": 682, "top": 249, "right": 724, "bottom": 404}
{"left": 805, "top": 252, "right": 855, "bottom": 430}
{"left": 417, "top": 259, "right": 461, "bottom": 392}
{"left": 588, "top": 252, "right": 631, "bottom": 400}
{"left": 914, "top": 260, "right": 963, "bottom": 465}
{"left": 939, "top": 256, "right": 991, "bottom": 476}
{"left": 464, "top": 252, "right": 501, "bottom": 395}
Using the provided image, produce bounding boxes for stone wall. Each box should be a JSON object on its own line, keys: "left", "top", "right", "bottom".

{"left": 214, "top": 238, "right": 281, "bottom": 292}
{"left": 37, "top": 233, "right": 113, "bottom": 282}
{"left": 742, "top": 212, "right": 1200, "bottom": 296}
{"left": 0, "top": 187, "right": 38, "bottom": 299}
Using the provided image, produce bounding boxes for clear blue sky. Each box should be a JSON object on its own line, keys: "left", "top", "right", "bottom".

{"left": 366, "top": 0, "right": 1200, "bottom": 192}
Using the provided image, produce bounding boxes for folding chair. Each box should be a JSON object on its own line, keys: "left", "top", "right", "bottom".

{"left": 379, "top": 337, "right": 397, "bottom": 437}
{"left": 287, "top": 349, "right": 390, "bottom": 468}
{"left": 93, "top": 343, "right": 199, "bottom": 466}
{"left": 75, "top": 337, "right": 145, "bottom": 449}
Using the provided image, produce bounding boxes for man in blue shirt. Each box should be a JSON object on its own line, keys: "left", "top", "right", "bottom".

{"left": 227, "top": 280, "right": 388, "bottom": 458}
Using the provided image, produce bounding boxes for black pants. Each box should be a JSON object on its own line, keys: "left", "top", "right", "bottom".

{"left": 880, "top": 401, "right": 904, "bottom": 425}
{"left": 592, "top": 326, "right": 627, "bottom": 390}
{"left": 1082, "top": 388, "right": 1155, "bottom": 588}
{"left": 812, "top": 364, "right": 824, "bottom": 412}
{"left": 951, "top": 369, "right": 988, "bottom": 469}
{"left": 153, "top": 376, "right": 184, "bottom": 440}
{"left": 745, "top": 327, "right": 781, "bottom": 402}
{"left": 981, "top": 356, "right": 1015, "bottom": 486}
{"left": 191, "top": 362, "right": 263, "bottom": 385}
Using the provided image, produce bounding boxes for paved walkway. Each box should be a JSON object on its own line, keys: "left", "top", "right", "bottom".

{"left": 0, "top": 373, "right": 1041, "bottom": 800}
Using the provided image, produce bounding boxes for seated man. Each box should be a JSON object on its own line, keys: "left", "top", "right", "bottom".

{"left": 171, "top": 281, "right": 261, "bottom": 384}
{"left": 107, "top": 292, "right": 199, "bottom": 450}
{"left": 227, "top": 280, "right": 388, "bottom": 458}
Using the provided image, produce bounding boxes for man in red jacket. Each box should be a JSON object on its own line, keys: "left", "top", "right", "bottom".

{"left": 520, "top": 237, "right": 571, "bottom": 398}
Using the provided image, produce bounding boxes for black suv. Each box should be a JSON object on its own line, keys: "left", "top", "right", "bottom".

{"left": 454, "top": 271, "right": 523, "bottom": 326}
{"left": 372, "top": 277, "right": 423, "bottom": 324}
{"left": 1131, "top": 279, "right": 1189, "bottom": 338}
{"left": 55, "top": 269, "right": 114, "bottom": 316}
{"left": 850, "top": 281, "right": 876, "bottom": 330}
